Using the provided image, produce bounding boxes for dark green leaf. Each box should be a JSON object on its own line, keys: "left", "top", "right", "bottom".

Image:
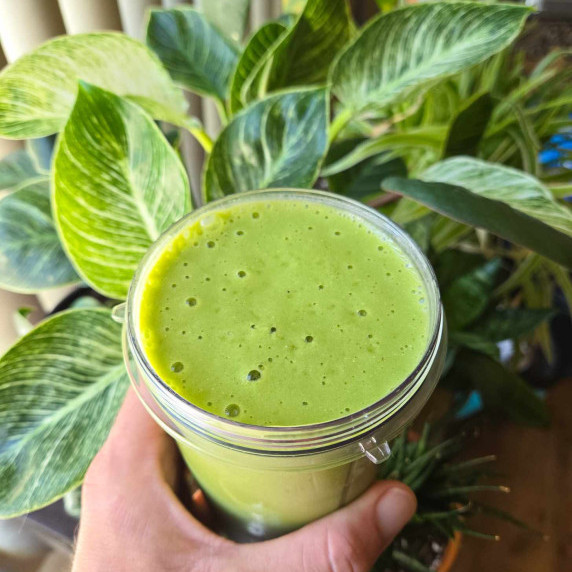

{"left": 391, "top": 550, "right": 433, "bottom": 572}
{"left": 470, "top": 308, "right": 555, "bottom": 342}
{"left": 433, "top": 249, "right": 486, "bottom": 290}
{"left": 383, "top": 177, "right": 572, "bottom": 268}
{"left": 0, "top": 150, "right": 38, "bottom": 193}
{"left": 204, "top": 88, "right": 328, "bottom": 201}
{"left": 442, "top": 259, "right": 502, "bottom": 331}
{"left": 403, "top": 215, "right": 433, "bottom": 254}
{"left": 147, "top": 8, "right": 240, "bottom": 103}
{"left": 0, "top": 308, "right": 128, "bottom": 517}
{"left": 444, "top": 93, "right": 494, "bottom": 157}
{"left": 449, "top": 331, "right": 500, "bottom": 361}
{"left": 0, "top": 179, "right": 79, "bottom": 292}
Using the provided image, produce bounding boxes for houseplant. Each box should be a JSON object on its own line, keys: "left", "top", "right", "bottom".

{"left": 0, "top": 0, "right": 570, "bottom": 569}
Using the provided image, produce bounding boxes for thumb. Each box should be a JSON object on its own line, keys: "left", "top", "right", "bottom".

{"left": 248, "top": 481, "right": 416, "bottom": 572}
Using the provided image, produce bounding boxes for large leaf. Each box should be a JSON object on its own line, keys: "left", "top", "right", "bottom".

{"left": 330, "top": 2, "right": 530, "bottom": 117}
{"left": 204, "top": 88, "right": 328, "bottom": 201}
{"left": 0, "top": 33, "right": 186, "bottom": 139}
{"left": 450, "top": 350, "right": 549, "bottom": 427}
{"left": 442, "top": 258, "right": 501, "bottom": 331}
{"left": 147, "top": 8, "right": 240, "bottom": 104}
{"left": 53, "top": 82, "right": 190, "bottom": 300}
{"left": 0, "top": 308, "right": 128, "bottom": 517}
{"left": 264, "top": 0, "right": 352, "bottom": 91}
{"left": 470, "top": 308, "right": 555, "bottom": 342}
{"left": 201, "top": 0, "right": 250, "bottom": 44}
{"left": 444, "top": 93, "right": 494, "bottom": 157}
{"left": 383, "top": 177, "right": 572, "bottom": 269}
{"left": 0, "top": 150, "right": 38, "bottom": 193}
{"left": 229, "top": 21, "right": 289, "bottom": 113}
{"left": 0, "top": 178, "right": 79, "bottom": 293}
{"left": 422, "top": 157, "right": 572, "bottom": 237}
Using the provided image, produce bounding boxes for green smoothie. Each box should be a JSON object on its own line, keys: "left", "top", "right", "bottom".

{"left": 140, "top": 200, "right": 429, "bottom": 425}
{"left": 135, "top": 195, "right": 435, "bottom": 539}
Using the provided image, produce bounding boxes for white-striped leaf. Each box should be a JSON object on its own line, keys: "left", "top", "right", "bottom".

{"left": 0, "top": 178, "right": 79, "bottom": 293}
{"left": 0, "top": 150, "right": 38, "bottom": 193}
{"left": 204, "top": 88, "right": 328, "bottom": 201}
{"left": 422, "top": 157, "right": 572, "bottom": 237}
{"left": 229, "top": 20, "right": 289, "bottom": 113}
{"left": 201, "top": 0, "right": 250, "bottom": 44}
{"left": 330, "top": 2, "right": 530, "bottom": 117}
{"left": 0, "top": 308, "right": 128, "bottom": 518}
{"left": 53, "top": 82, "right": 190, "bottom": 300}
{"left": 147, "top": 8, "right": 240, "bottom": 103}
{"left": 0, "top": 33, "right": 186, "bottom": 139}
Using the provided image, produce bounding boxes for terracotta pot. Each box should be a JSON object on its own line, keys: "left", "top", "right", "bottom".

{"left": 438, "top": 531, "right": 462, "bottom": 572}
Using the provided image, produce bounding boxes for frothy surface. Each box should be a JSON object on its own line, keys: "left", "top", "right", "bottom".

{"left": 139, "top": 199, "right": 429, "bottom": 426}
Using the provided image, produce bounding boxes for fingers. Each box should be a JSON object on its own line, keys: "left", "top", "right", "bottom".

{"left": 247, "top": 481, "right": 416, "bottom": 572}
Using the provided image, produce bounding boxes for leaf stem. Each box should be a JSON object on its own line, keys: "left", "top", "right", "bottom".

{"left": 184, "top": 119, "right": 214, "bottom": 153}
{"left": 215, "top": 99, "right": 230, "bottom": 126}
{"left": 328, "top": 108, "right": 353, "bottom": 144}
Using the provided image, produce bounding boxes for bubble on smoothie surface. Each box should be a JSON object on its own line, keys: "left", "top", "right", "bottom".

{"left": 225, "top": 403, "right": 240, "bottom": 417}
{"left": 171, "top": 361, "right": 184, "bottom": 373}
{"left": 186, "top": 297, "right": 197, "bottom": 306}
{"left": 247, "top": 369, "right": 261, "bottom": 381}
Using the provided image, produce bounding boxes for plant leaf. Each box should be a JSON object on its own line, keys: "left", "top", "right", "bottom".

{"left": 450, "top": 350, "right": 549, "bottom": 426}
{"left": 147, "top": 7, "right": 240, "bottom": 103}
{"left": 470, "top": 308, "right": 555, "bottom": 342}
{"left": 449, "top": 331, "right": 500, "bottom": 361}
{"left": 383, "top": 177, "right": 572, "bottom": 269}
{"left": 204, "top": 88, "right": 328, "bottom": 201}
{"left": 0, "top": 308, "right": 128, "bottom": 518}
{"left": 330, "top": 2, "right": 530, "bottom": 117}
{"left": 26, "top": 136, "right": 56, "bottom": 174}
{"left": 0, "top": 178, "right": 79, "bottom": 293}
{"left": 0, "top": 150, "right": 38, "bottom": 193}
{"left": 53, "top": 82, "right": 190, "bottom": 300}
{"left": 442, "top": 258, "right": 502, "bottom": 331}
{"left": 434, "top": 249, "right": 486, "bottom": 290}
{"left": 264, "top": 0, "right": 352, "bottom": 91}
{"left": 201, "top": 0, "right": 250, "bottom": 44}
{"left": 229, "top": 21, "right": 289, "bottom": 113}
{"left": 444, "top": 93, "right": 494, "bottom": 157}
{"left": 422, "top": 157, "right": 572, "bottom": 237}
{"left": 0, "top": 33, "right": 186, "bottom": 139}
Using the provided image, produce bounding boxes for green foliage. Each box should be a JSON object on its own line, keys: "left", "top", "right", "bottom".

{"left": 0, "top": 150, "right": 39, "bottom": 192}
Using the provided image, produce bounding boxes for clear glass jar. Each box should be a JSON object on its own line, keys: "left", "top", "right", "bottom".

{"left": 122, "top": 189, "right": 446, "bottom": 541}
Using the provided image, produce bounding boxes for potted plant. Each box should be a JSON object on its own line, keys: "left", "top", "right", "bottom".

{"left": 0, "top": 1, "right": 569, "bottom": 569}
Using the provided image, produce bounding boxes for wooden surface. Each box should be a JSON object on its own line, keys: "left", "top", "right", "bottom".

{"left": 453, "top": 378, "right": 572, "bottom": 571}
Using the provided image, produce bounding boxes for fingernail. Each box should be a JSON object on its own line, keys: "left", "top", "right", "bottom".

{"left": 376, "top": 487, "right": 416, "bottom": 539}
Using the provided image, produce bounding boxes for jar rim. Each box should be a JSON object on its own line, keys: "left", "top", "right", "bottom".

{"left": 126, "top": 189, "right": 444, "bottom": 451}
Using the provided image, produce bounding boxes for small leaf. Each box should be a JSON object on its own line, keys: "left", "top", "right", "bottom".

{"left": 0, "top": 178, "right": 79, "bottom": 292}
{"left": 330, "top": 2, "right": 530, "bottom": 117}
{"left": 442, "top": 259, "right": 502, "bottom": 331}
{"left": 450, "top": 350, "right": 549, "bottom": 427}
{"left": 0, "top": 33, "right": 186, "bottom": 139}
{"left": 470, "top": 308, "right": 555, "bottom": 342}
{"left": 0, "top": 150, "right": 38, "bottom": 193}
{"left": 147, "top": 8, "right": 240, "bottom": 103}
{"left": 229, "top": 21, "right": 289, "bottom": 113}
{"left": 444, "top": 93, "right": 494, "bottom": 157}
{"left": 449, "top": 331, "right": 500, "bottom": 361}
{"left": 434, "top": 250, "right": 487, "bottom": 290}
{"left": 204, "top": 88, "right": 328, "bottom": 201}
{"left": 53, "top": 82, "right": 190, "bottom": 300}
{"left": 201, "top": 0, "right": 250, "bottom": 44}
{"left": 265, "top": 0, "right": 352, "bottom": 91}
{"left": 383, "top": 177, "right": 572, "bottom": 268}
{"left": 0, "top": 308, "right": 128, "bottom": 517}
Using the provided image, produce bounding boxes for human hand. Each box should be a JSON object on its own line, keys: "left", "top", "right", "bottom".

{"left": 73, "top": 389, "right": 416, "bottom": 572}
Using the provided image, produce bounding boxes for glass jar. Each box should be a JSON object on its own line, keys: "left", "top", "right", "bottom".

{"left": 122, "top": 189, "right": 446, "bottom": 541}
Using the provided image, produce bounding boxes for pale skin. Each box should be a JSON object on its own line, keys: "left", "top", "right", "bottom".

{"left": 73, "top": 389, "right": 417, "bottom": 572}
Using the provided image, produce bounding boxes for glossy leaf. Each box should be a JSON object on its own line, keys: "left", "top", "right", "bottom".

{"left": 330, "top": 3, "right": 530, "bottom": 117}
{"left": 204, "top": 88, "right": 328, "bottom": 201}
{"left": 442, "top": 258, "right": 502, "bottom": 331}
{"left": 444, "top": 93, "right": 494, "bottom": 157}
{"left": 383, "top": 177, "right": 572, "bottom": 268}
{"left": 451, "top": 350, "right": 549, "bottom": 427}
{"left": 202, "top": 0, "right": 250, "bottom": 44}
{"left": 0, "top": 33, "right": 186, "bottom": 139}
{"left": 0, "top": 179, "right": 79, "bottom": 293}
{"left": 470, "top": 308, "right": 555, "bottom": 342}
{"left": 0, "top": 308, "right": 128, "bottom": 517}
{"left": 229, "top": 21, "right": 289, "bottom": 113}
{"left": 0, "top": 150, "right": 38, "bottom": 193}
{"left": 53, "top": 83, "right": 190, "bottom": 300}
{"left": 147, "top": 8, "right": 240, "bottom": 103}
{"left": 422, "top": 157, "right": 572, "bottom": 237}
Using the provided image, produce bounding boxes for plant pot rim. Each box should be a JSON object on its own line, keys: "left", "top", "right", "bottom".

{"left": 438, "top": 530, "right": 462, "bottom": 572}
